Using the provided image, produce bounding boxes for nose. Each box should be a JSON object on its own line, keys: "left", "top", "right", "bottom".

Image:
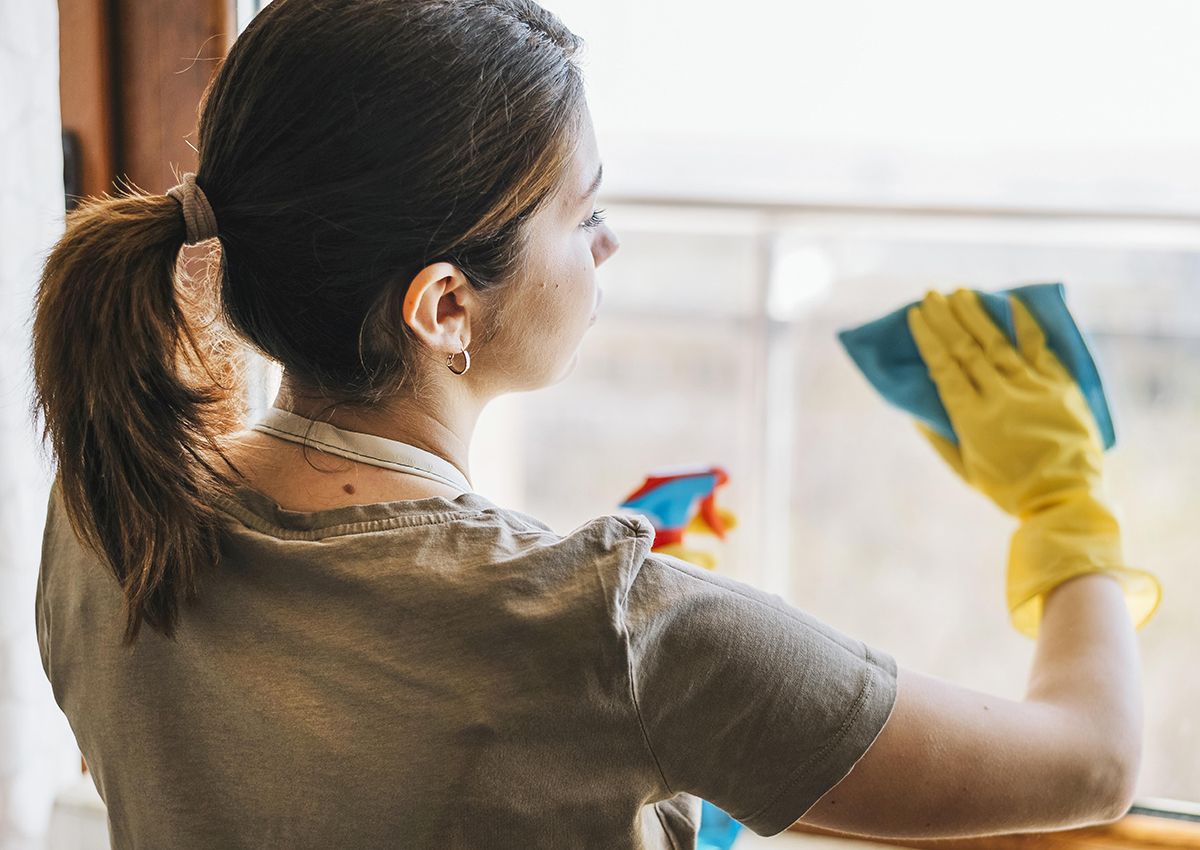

{"left": 594, "top": 224, "right": 619, "bottom": 266}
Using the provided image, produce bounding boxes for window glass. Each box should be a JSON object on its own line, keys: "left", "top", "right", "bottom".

{"left": 237, "top": 0, "right": 1200, "bottom": 809}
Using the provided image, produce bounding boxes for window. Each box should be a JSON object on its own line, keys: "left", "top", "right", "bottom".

{"left": 236, "top": 0, "right": 1200, "bottom": 816}
{"left": 504, "top": 203, "right": 1200, "bottom": 808}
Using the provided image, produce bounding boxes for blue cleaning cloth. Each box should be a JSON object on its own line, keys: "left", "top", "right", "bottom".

{"left": 836, "top": 282, "right": 1115, "bottom": 450}
{"left": 697, "top": 799, "right": 744, "bottom": 849}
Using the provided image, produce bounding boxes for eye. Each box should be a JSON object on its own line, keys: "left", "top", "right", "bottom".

{"left": 581, "top": 208, "right": 607, "bottom": 230}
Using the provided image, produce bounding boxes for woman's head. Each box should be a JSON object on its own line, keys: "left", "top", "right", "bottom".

{"left": 30, "top": 0, "right": 617, "bottom": 644}
{"left": 206, "top": 0, "right": 617, "bottom": 400}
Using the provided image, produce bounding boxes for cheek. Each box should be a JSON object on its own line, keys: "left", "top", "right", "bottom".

{"left": 518, "top": 232, "right": 596, "bottom": 324}
{"left": 546, "top": 239, "right": 595, "bottom": 312}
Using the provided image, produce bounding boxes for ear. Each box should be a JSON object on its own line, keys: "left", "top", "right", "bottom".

{"left": 400, "top": 262, "right": 477, "bottom": 353}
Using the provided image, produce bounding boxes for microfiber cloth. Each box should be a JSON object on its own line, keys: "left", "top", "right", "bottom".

{"left": 837, "top": 282, "right": 1116, "bottom": 450}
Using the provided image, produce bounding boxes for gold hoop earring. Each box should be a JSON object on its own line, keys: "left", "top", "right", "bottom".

{"left": 446, "top": 339, "right": 471, "bottom": 375}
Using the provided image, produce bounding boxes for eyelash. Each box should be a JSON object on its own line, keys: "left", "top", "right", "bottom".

{"left": 582, "top": 208, "right": 607, "bottom": 230}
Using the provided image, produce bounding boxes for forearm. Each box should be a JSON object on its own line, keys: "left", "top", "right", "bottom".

{"left": 1022, "top": 571, "right": 1144, "bottom": 810}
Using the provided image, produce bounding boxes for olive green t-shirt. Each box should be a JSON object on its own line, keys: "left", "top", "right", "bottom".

{"left": 36, "top": 478, "right": 898, "bottom": 849}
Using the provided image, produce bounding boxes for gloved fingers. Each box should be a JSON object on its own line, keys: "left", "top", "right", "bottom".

{"left": 907, "top": 303, "right": 977, "bottom": 401}
{"left": 948, "top": 288, "right": 1029, "bottom": 381}
{"left": 1009, "top": 295, "right": 1071, "bottom": 383}
{"left": 915, "top": 290, "right": 998, "bottom": 394}
{"left": 914, "top": 421, "right": 967, "bottom": 479}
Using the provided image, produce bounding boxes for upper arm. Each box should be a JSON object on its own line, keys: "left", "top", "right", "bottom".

{"left": 622, "top": 552, "right": 901, "bottom": 838}
{"left": 795, "top": 665, "right": 1130, "bottom": 839}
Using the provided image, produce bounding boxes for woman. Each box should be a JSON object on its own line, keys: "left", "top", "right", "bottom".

{"left": 30, "top": 1, "right": 1151, "bottom": 847}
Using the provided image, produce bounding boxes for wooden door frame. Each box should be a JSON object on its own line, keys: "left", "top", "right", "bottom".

{"left": 58, "top": 0, "right": 237, "bottom": 203}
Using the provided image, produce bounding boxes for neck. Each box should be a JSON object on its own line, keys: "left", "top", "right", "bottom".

{"left": 273, "top": 380, "right": 482, "bottom": 488}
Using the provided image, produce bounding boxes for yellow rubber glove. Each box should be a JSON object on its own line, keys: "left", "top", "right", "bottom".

{"left": 906, "top": 288, "right": 1161, "bottom": 639}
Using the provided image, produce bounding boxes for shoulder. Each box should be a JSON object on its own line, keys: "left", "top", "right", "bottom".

{"left": 494, "top": 508, "right": 660, "bottom": 602}
{"left": 460, "top": 506, "right": 675, "bottom": 623}
{"left": 552, "top": 509, "right": 770, "bottom": 617}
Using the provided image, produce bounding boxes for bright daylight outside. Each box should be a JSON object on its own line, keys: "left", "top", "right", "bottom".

{"left": 5, "top": 1, "right": 1197, "bottom": 848}
{"left": 243, "top": 0, "right": 1200, "bottom": 827}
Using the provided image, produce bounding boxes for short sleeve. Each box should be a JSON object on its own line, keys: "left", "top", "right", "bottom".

{"left": 622, "top": 552, "right": 899, "bottom": 837}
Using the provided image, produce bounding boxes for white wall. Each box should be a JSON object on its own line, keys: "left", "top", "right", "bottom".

{"left": 0, "top": 1, "right": 85, "bottom": 848}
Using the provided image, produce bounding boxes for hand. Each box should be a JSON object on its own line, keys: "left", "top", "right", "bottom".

{"left": 906, "top": 288, "right": 1161, "bottom": 638}
{"left": 906, "top": 288, "right": 1106, "bottom": 519}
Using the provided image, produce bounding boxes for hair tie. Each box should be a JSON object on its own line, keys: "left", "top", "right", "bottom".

{"left": 165, "top": 172, "right": 218, "bottom": 245}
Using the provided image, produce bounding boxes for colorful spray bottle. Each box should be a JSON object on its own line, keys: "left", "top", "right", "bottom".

{"left": 617, "top": 464, "right": 745, "bottom": 849}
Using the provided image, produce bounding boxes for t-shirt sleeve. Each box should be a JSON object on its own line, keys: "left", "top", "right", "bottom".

{"left": 621, "top": 551, "right": 899, "bottom": 837}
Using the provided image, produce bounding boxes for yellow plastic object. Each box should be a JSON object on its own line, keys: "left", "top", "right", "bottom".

{"left": 655, "top": 544, "right": 718, "bottom": 570}
{"left": 686, "top": 505, "right": 739, "bottom": 537}
{"left": 654, "top": 507, "right": 740, "bottom": 571}
{"left": 906, "top": 288, "right": 1161, "bottom": 639}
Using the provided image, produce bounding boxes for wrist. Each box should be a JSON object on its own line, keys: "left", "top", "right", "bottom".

{"left": 1017, "top": 486, "right": 1114, "bottom": 522}
{"left": 1006, "top": 496, "right": 1127, "bottom": 639}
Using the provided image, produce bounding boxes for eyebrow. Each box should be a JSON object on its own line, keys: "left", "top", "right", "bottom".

{"left": 579, "top": 164, "right": 603, "bottom": 203}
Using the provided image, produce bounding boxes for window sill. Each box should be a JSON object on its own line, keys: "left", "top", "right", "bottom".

{"left": 786, "top": 798, "right": 1200, "bottom": 849}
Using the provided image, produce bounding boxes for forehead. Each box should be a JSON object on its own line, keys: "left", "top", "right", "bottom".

{"left": 561, "top": 108, "right": 600, "bottom": 207}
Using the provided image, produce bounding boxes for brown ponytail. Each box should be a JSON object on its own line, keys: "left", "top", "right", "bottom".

{"left": 30, "top": 188, "right": 244, "bottom": 645}
{"left": 31, "top": 0, "right": 588, "bottom": 645}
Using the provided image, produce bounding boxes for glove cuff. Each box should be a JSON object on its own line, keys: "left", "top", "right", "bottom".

{"left": 1006, "top": 495, "right": 1162, "bottom": 638}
